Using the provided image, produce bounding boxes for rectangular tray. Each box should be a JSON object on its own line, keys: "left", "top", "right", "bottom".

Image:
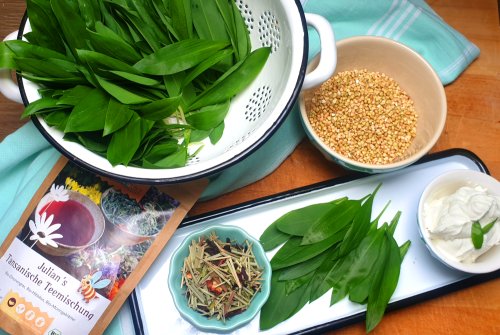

{"left": 129, "top": 149, "right": 500, "bottom": 335}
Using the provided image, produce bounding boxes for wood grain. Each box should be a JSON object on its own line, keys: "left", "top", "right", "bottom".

{"left": 0, "top": 1, "right": 499, "bottom": 334}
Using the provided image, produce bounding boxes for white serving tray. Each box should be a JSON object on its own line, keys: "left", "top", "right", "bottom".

{"left": 130, "top": 149, "right": 499, "bottom": 335}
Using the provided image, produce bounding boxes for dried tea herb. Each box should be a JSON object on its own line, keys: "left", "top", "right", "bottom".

{"left": 181, "top": 232, "right": 264, "bottom": 322}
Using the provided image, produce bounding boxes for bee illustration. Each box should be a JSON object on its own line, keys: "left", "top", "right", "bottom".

{"left": 78, "top": 271, "right": 111, "bottom": 303}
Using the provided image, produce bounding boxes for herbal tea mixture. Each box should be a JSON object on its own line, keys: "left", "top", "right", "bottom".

{"left": 307, "top": 69, "right": 418, "bottom": 165}
{"left": 181, "top": 232, "right": 264, "bottom": 322}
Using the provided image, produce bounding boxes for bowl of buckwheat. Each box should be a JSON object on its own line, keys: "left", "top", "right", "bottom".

{"left": 299, "top": 36, "right": 447, "bottom": 173}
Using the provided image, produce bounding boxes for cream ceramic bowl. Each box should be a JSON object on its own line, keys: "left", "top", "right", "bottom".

{"left": 417, "top": 170, "right": 500, "bottom": 274}
{"left": 299, "top": 36, "right": 447, "bottom": 173}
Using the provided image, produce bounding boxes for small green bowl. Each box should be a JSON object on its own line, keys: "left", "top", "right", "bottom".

{"left": 168, "top": 225, "right": 272, "bottom": 333}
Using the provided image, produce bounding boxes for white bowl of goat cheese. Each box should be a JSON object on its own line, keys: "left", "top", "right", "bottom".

{"left": 417, "top": 169, "right": 500, "bottom": 274}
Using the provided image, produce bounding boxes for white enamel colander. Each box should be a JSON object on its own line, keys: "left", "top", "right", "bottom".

{"left": 0, "top": 0, "right": 337, "bottom": 184}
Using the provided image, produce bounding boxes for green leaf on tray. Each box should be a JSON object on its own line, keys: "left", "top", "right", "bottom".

{"left": 276, "top": 199, "right": 347, "bottom": 237}
{"left": 278, "top": 246, "right": 333, "bottom": 281}
{"left": 365, "top": 231, "right": 402, "bottom": 332}
{"left": 270, "top": 232, "right": 345, "bottom": 270}
{"left": 301, "top": 199, "right": 361, "bottom": 245}
{"left": 259, "top": 220, "right": 291, "bottom": 252}
{"left": 259, "top": 269, "right": 313, "bottom": 331}
{"left": 259, "top": 187, "right": 411, "bottom": 332}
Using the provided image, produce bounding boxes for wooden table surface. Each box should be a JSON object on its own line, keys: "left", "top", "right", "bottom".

{"left": 1, "top": 0, "right": 499, "bottom": 334}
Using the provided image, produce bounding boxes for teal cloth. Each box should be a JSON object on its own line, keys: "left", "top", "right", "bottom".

{"left": 0, "top": 0, "right": 478, "bottom": 334}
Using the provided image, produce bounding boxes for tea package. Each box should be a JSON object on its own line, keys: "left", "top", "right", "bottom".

{"left": 0, "top": 157, "right": 206, "bottom": 335}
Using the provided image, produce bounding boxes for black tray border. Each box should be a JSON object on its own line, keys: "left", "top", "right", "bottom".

{"left": 129, "top": 148, "right": 499, "bottom": 335}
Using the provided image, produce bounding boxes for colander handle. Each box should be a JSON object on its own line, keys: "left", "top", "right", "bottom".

{"left": 0, "top": 31, "right": 23, "bottom": 103}
{"left": 302, "top": 13, "right": 337, "bottom": 90}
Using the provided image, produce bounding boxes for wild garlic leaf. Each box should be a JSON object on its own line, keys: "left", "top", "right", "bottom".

{"left": 471, "top": 221, "right": 484, "bottom": 249}
{"left": 76, "top": 49, "right": 141, "bottom": 74}
{"left": 3, "top": 40, "right": 68, "bottom": 62}
{"left": 56, "top": 85, "right": 93, "bottom": 106}
{"left": 271, "top": 232, "right": 344, "bottom": 270}
{"left": 365, "top": 232, "right": 401, "bottom": 333}
{"left": 278, "top": 247, "right": 332, "bottom": 281}
{"left": 284, "top": 271, "right": 314, "bottom": 296}
{"left": 339, "top": 186, "right": 380, "bottom": 256}
{"left": 259, "top": 220, "right": 291, "bottom": 252}
{"left": 106, "top": 1, "right": 161, "bottom": 52}
{"left": 107, "top": 70, "right": 161, "bottom": 87}
{"left": 230, "top": 0, "right": 250, "bottom": 61}
{"left": 87, "top": 23, "right": 142, "bottom": 63}
{"left": 142, "top": 141, "right": 179, "bottom": 164}
{"left": 51, "top": 0, "right": 89, "bottom": 57}
{"left": 14, "top": 57, "right": 80, "bottom": 78}
{"left": 181, "top": 48, "right": 234, "bottom": 88}
{"left": 185, "top": 100, "right": 230, "bottom": 130}
{"left": 107, "top": 112, "right": 154, "bottom": 166}
{"left": 103, "top": 99, "right": 134, "bottom": 136}
{"left": 26, "top": 0, "right": 66, "bottom": 53}
{"left": 188, "top": 47, "right": 270, "bottom": 110}
{"left": 134, "top": 39, "right": 230, "bottom": 75}
{"left": 44, "top": 109, "right": 70, "bottom": 131}
{"left": 209, "top": 121, "right": 224, "bottom": 144}
{"left": 65, "top": 89, "right": 109, "bottom": 132}
{"left": 137, "top": 95, "right": 182, "bottom": 121}
{"left": 77, "top": 0, "right": 101, "bottom": 29}
{"left": 301, "top": 199, "right": 361, "bottom": 245}
{"left": 192, "top": 0, "right": 229, "bottom": 41}
{"left": 259, "top": 269, "right": 312, "bottom": 331}
{"left": 276, "top": 199, "right": 347, "bottom": 237}
{"left": 21, "top": 97, "right": 61, "bottom": 118}
{"left": 64, "top": 132, "right": 109, "bottom": 154}
{"left": 95, "top": 75, "right": 151, "bottom": 105}
{"left": 329, "top": 228, "right": 386, "bottom": 305}
{"left": 142, "top": 144, "right": 188, "bottom": 168}
{"left": 482, "top": 218, "right": 498, "bottom": 234}
{"left": 170, "top": 0, "right": 193, "bottom": 40}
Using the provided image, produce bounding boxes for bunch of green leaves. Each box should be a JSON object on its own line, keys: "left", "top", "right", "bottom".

{"left": 0, "top": 0, "right": 270, "bottom": 168}
{"left": 259, "top": 185, "right": 411, "bottom": 333}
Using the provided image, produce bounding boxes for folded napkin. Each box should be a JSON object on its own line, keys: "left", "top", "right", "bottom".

{"left": 304, "top": 0, "right": 479, "bottom": 84}
{"left": 0, "top": 0, "right": 479, "bottom": 334}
